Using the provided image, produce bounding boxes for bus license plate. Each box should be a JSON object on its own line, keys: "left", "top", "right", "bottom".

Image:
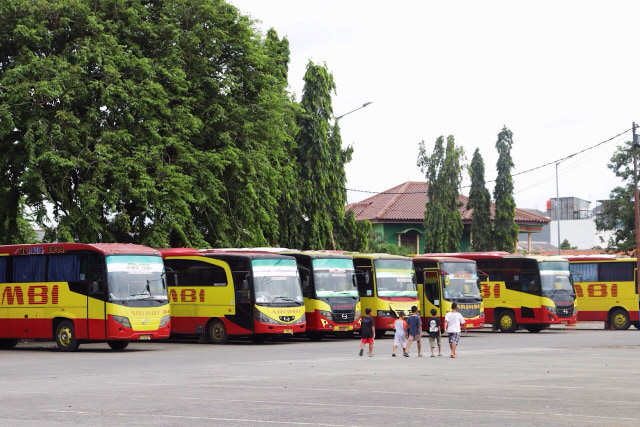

{"left": 339, "top": 326, "right": 348, "bottom": 332}
{"left": 139, "top": 335, "right": 151, "bottom": 340}
{"left": 283, "top": 329, "right": 293, "bottom": 334}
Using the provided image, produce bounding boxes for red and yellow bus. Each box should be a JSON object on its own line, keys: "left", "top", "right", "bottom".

{"left": 0, "top": 243, "right": 171, "bottom": 351}
{"left": 350, "top": 253, "right": 418, "bottom": 337}
{"left": 287, "top": 251, "right": 360, "bottom": 340}
{"left": 565, "top": 255, "right": 639, "bottom": 330}
{"left": 161, "top": 248, "right": 306, "bottom": 343}
{"left": 411, "top": 255, "right": 485, "bottom": 330}
{"left": 428, "top": 252, "right": 577, "bottom": 332}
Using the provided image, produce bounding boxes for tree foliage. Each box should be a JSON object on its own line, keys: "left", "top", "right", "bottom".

{"left": 467, "top": 148, "right": 493, "bottom": 251}
{"left": 595, "top": 140, "right": 636, "bottom": 253}
{"left": 493, "top": 126, "right": 519, "bottom": 252}
{"left": 0, "top": 0, "right": 303, "bottom": 248}
{"left": 292, "top": 61, "right": 367, "bottom": 251}
{"left": 417, "top": 135, "right": 464, "bottom": 253}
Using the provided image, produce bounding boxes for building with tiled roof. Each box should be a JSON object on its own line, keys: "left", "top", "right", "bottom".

{"left": 345, "top": 181, "right": 550, "bottom": 254}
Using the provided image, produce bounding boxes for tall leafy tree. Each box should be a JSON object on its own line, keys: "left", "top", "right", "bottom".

{"left": 594, "top": 140, "right": 635, "bottom": 253}
{"left": 493, "top": 126, "right": 520, "bottom": 252}
{"left": 467, "top": 148, "right": 493, "bottom": 251}
{"left": 295, "top": 61, "right": 350, "bottom": 250}
{"left": 0, "top": 0, "right": 296, "bottom": 248}
{"left": 417, "top": 135, "right": 464, "bottom": 253}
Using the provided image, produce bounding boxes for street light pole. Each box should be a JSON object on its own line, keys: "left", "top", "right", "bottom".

{"left": 335, "top": 102, "right": 372, "bottom": 121}
{"left": 556, "top": 161, "right": 561, "bottom": 255}
{"left": 632, "top": 122, "right": 640, "bottom": 297}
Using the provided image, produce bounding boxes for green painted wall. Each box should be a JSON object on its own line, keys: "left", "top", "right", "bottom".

{"left": 373, "top": 222, "right": 472, "bottom": 253}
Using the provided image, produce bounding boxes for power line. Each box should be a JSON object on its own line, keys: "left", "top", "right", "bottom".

{"left": 346, "top": 127, "right": 633, "bottom": 196}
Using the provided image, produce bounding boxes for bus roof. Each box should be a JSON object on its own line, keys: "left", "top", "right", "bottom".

{"left": 561, "top": 255, "right": 636, "bottom": 262}
{"left": 159, "top": 248, "right": 300, "bottom": 261}
{"left": 289, "top": 250, "right": 353, "bottom": 260}
{"left": 0, "top": 243, "right": 160, "bottom": 256}
{"left": 348, "top": 253, "right": 411, "bottom": 260}
{"left": 423, "top": 252, "right": 568, "bottom": 262}
{"left": 410, "top": 255, "right": 476, "bottom": 264}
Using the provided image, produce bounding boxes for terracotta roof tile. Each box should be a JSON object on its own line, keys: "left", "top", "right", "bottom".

{"left": 345, "top": 181, "right": 550, "bottom": 225}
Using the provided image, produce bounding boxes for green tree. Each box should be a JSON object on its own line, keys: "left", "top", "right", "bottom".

{"left": 493, "top": 126, "right": 520, "bottom": 252}
{"left": 467, "top": 148, "right": 493, "bottom": 251}
{"left": 417, "top": 135, "right": 464, "bottom": 253}
{"left": 0, "top": 0, "right": 296, "bottom": 248}
{"left": 295, "top": 61, "right": 361, "bottom": 250}
{"left": 560, "top": 238, "right": 577, "bottom": 250}
{"left": 595, "top": 140, "right": 636, "bottom": 253}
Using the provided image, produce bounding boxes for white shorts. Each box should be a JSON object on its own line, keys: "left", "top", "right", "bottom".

{"left": 394, "top": 336, "right": 407, "bottom": 347}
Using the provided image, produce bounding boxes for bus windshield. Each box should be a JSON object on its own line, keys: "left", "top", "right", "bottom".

{"left": 253, "top": 259, "right": 304, "bottom": 305}
{"left": 312, "top": 258, "right": 357, "bottom": 298}
{"left": 440, "top": 261, "right": 481, "bottom": 299}
{"left": 538, "top": 261, "right": 575, "bottom": 297}
{"left": 107, "top": 255, "right": 167, "bottom": 301}
{"left": 374, "top": 259, "right": 417, "bottom": 297}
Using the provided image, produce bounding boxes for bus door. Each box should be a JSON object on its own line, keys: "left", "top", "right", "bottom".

{"left": 86, "top": 255, "right": 107, "bottom": 340}
{"left": 231, "top": 269, "right": 254, "bottom": 331}
{"left": 423, "top": 269, "right": 442, "bottom": 317}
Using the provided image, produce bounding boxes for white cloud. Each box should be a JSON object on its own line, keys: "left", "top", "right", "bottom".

{"left": 230, "top": 0, "right": 640, "bottom": 210}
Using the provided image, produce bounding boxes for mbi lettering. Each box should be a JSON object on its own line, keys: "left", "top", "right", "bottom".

{"left": 1, "top": 285, "right": 59, "bottom": 305}
{"left": 169, "top": 288, "right": 205, "bottom": 303}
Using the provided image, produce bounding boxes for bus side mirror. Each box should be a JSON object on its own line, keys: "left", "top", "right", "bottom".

{"left": 352, "top": 274, "right": 357, "bottom": 287}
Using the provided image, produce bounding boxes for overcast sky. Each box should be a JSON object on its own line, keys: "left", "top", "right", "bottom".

{"left": 229, "top": 0, "right": 640, "bottom": 210}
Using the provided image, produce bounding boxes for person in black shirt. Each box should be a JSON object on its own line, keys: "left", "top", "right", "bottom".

{"left": 427, "top": 308, "right": 442, "bottom": 357}
{"left": 359, "top": 308, "right": 375, "bottom": 357}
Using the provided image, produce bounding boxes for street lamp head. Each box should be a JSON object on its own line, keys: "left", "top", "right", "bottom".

{"left": 335, "top": 102, "right": 372, "bottom": 121}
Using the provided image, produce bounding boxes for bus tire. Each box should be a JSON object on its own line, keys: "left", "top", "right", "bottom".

{"left": 207, "top": 319, "right": 229, "bottom": 344}
{"left": 0, "top": 339, "right": 19, "bottom": 349}
{"left": 308, "top": 332, "right": 323, "bottom": 341}
{"left": 497, "top": 310, "right": 517, "bottom": 333}
{"left": 55, "top": 320, "right": 80, "bottom": 352}
{"left": 250, "top": 334, "right": 266, "bottom": 343}
{"left": 108, "top": 340, "right": 130, "bottom": 351}
{"left": 610, "top": 309, "right": 630, "bottom": 330}
{"left": 524, "top": 324, "right": 547, "bottom": 333}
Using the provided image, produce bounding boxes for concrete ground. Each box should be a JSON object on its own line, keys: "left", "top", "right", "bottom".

{"left": 0, "top": 321, "right": 638, "bottom": 426}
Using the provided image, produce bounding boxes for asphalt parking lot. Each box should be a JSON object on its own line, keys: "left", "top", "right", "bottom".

{"left": 1, "top": 322, "right": 638, "bottom": 427}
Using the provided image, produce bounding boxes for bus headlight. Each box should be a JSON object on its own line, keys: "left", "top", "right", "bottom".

{"left": 319, "top": 310, "right": 333, "bottom": 321}
{"left": 112, "top": 315, "right": 131, "bottom": 329}
{"left": 254, "top": 309, "right": 280, "bottom": 325}
{"left": 354, "top": 309, "right": 361, "bottom": 320}
{"left": 291, "top": 313, "right": 306, "bottom": 324}
{"left": 377, "top": 310, "right": 394, "bottom": 318}
{"left": 159, "top": 315, "right": 171, "bottom": 328}
{"left": 543, "top": 305, "right": 556, "bottom": 315}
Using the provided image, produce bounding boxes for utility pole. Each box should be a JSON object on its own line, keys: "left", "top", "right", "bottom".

{"left": 633, "top": 122, "right": 640, "bottom": 297}
{"left": 555, "top": 162, "right": 561, "bottom": 254}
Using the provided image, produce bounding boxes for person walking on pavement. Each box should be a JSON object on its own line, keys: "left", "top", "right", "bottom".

{"left": 359, "top": 308, "right": 375, "bottom": 357}
{"left": 444, "top": 302, "right": 466, "bottom": 358}
{"left": 392, "top": 311, "right": 409, "bottom": 357}
{"left": 405, "top": 305, "right": 423, "bottom": 357}
{"left": 427, "top": 308, "right": 442, "bottom": 357}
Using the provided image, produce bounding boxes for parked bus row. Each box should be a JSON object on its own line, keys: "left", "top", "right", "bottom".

{"left": 1, "top": 244, "right": 635, "bottom": 352}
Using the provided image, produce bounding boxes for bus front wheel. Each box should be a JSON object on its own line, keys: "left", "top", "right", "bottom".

{"left": 497, "top": 311, "right": 517, "bottom": 333}
{"left": 55, "top": 320, "right": 80, "bottom": 352}
{"left": 524, "top": 324, "right": 547, "bottom": 333}
{"left": 0, "top": 339, "right": 19, "bottom": 349}
{"left": 610, "top": 309, "right": 630, "bottom": 330}
{"left": 108, "top": 340, "right": 130, "bottom": 351}
{"left": 208, "top": 319, "right": 229, "bottom": 344}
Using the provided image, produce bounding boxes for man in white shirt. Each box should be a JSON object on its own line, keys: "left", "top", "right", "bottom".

{"left": 444, "top": 302, "right": 466, "bottom": 358}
